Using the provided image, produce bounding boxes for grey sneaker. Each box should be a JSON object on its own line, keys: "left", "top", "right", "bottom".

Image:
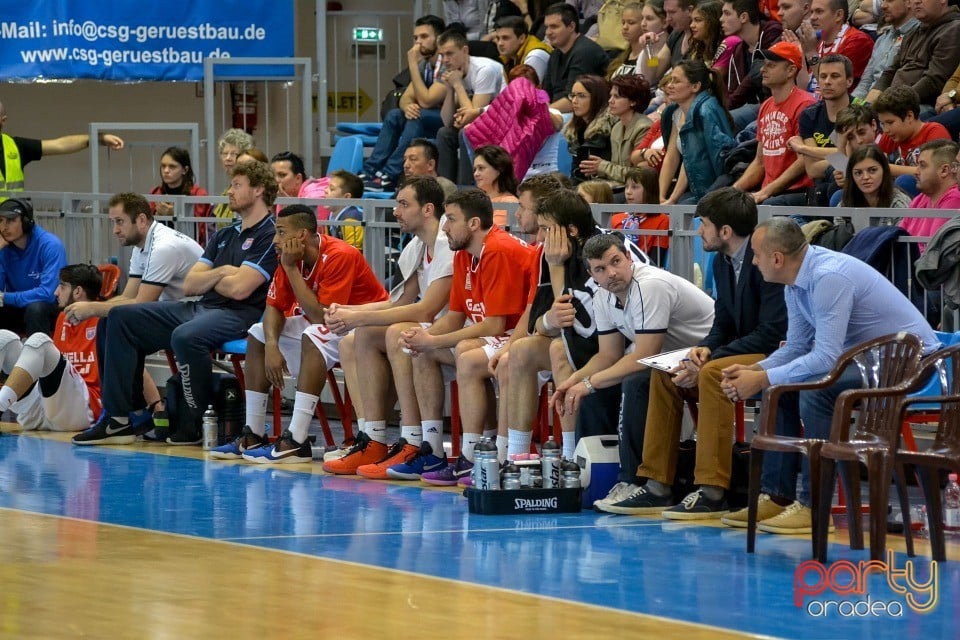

{"left": 662, "top": 488, "right": 730, "bottom": 520}
{"left": 595, "top": 484, "right": 675, "bottom": 515}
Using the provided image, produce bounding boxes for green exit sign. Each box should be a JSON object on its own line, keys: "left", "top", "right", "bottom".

{"left": 353, "top": 27, "right": 383, "bottom": 42}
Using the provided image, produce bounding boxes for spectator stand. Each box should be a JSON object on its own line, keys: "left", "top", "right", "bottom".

{"left": 318, "top": 8, "right": 422, "bottom": 157}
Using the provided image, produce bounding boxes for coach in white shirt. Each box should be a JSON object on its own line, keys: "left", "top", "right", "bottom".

{"left": 64, "top": 191, "right": 203, "bottom": 416}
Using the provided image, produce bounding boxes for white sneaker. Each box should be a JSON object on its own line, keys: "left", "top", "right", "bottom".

{"left": 593, "top": 481, "right": 636, "bottom": 509}
{"left": 323, "top": 443, "right": 353, "bottom": 462}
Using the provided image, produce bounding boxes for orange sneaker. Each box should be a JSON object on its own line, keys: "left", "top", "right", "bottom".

{"left": 356, "top": 438, "right": 418, "bottom": 479}
{"left": 322, "top": 432, "right": 388, "bottom": 475}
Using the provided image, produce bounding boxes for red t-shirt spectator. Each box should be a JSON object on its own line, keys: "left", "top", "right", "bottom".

{"left": 879, "top": 122, "right": 951, "bottom": 167}
{"left": 814, "top": 25, "right": 874, "bottom": 91}
{"left": 757, "top": 87, "right": 817, "bottom": 192}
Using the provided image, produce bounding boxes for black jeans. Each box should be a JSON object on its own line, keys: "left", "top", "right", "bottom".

{"left": 0, "top": 301, "right": 59, "bottom": 336}
{"left": 100, "top": 301, "right": 256, "bottom": 425}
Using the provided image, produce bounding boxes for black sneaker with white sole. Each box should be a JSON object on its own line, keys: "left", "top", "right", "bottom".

{"left": 72, "top": 415, "right": 137, "bottom": 446}
{"left": 661, "top": 489, "right": 730, "bottom": 520}
{"left": 595, "top": 484, "right": 675, "bottom": 515}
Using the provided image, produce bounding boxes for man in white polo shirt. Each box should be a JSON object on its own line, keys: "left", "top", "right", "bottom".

{"left": 552, "top": 232, "right": 715, "bottom": 512}
{"left": 64, "top": 191, "right": 203, "bottom": 428}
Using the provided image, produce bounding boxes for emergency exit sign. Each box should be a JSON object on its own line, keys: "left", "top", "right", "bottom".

{"left": 353, "top": 27, "right": 383, "bottom": 42}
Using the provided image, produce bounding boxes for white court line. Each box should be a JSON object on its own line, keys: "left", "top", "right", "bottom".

{"left": 220, "top": 519, "right": 666, "bottom": 541}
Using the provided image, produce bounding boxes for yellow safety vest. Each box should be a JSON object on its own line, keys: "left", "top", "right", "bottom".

{"left": 0, "top": 133, "right": 25, "bottom": 196}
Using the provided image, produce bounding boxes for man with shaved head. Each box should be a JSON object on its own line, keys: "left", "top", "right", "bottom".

{"left": 719, "top": 217, "right": 940, "bottom": 535}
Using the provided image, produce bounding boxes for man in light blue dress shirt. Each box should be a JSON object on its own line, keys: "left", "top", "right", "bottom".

{"left": 720, "top": 217, "right": 940, "bottom": 535}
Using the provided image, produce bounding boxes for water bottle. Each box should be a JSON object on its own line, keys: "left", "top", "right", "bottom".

{"left": 560, "top": 460, "right": 581, "bottom": 489}
{"left": 475, "top": 438, "right": 500, "bottom": 490}
{"left": 541, "top": 437, "right": 561, "bottom": 489}
{"left": 944, "top": 473, "right": 960, "bottom": 537}
{"left": 502, "top": 463, "right": 521, "bottom": 490}
{"left": 528, "top": 465, "right": 543, "bottom": 489}
{"left": 202, "top": 405, "right": 218, "bottom": 451}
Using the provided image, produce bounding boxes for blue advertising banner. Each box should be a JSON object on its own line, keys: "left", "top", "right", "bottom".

{"left": 0, "top": 1, "right": 294, "bottom": 81}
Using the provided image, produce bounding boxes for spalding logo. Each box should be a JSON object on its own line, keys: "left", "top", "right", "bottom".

{"left": 514, "top": 497, "right": 558, "bottom": 510}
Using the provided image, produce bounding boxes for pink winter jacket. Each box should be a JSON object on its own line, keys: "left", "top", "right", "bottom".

{"left": 464, "top": 78, "right": 556, "bottom": 181}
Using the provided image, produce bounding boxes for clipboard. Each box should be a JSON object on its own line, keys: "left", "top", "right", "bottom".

{"left": 637, "top": 347, "right": 694, "bottom": 372}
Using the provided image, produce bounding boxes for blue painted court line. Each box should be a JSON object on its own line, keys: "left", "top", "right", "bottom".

{"left": 0, "top": 434, "right": 955, "bottom": 640}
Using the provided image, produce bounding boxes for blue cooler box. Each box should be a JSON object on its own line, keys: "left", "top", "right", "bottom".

{"left": 574, "top": 435, "right": 620, "bottom": 508}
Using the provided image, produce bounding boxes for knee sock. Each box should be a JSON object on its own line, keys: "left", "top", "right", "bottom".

{"left": 288, "top": 391, "right": 319, "bottom": 444}
{"left": 245, "top": 390, "right": 269, "bottom": 436}
{"left": 507, "top": 428, "right": 532, "bottom": 459}
{"left": 0, "top": 385, "right": 17, "bottom": 412}
{"left": 401, "top": 424, "right": 424, "bottom": 447}
{"left": 421, "top": 419, "right": 444, "bottom": 456}
{"left": 496, "top": 435, "right": 508, "bottom": 463}
{"left": 366, "top": 420, "right": 388, "bottom": 444}
{"left": 462, "top": 432, "right": 482, "bottom": 462}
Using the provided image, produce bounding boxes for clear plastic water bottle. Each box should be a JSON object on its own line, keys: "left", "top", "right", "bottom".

{"left": 502, "top": 463, "right": 521, "bottom": 490}
{"left": 560, "top": 460, "right": 581, "bottom": 489}
{"left": 202, "top": 405, "right": 218, "bottom": 451}
{"left": 541, "top": 437, "right": 561, "bottom": 489}
{"left": 529, "top": 465, "right": 543, "bottom": 489}
{"left": 944, "top": 473, "right": 960, "bottom": 537}
{"left": 475, "top": 438, "right": 500, "bottom": 490}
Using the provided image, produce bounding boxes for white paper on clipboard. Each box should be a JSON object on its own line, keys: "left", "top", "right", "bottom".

{"left": 637, "top": 347, "right": 694, "bottom": 372}
{"left": 826, "top": 151, "right": 849, "bottom": 173}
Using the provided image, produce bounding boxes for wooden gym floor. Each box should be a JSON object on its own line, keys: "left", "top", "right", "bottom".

{"left": 0, "top": 428, "right": 956, "bottom": 639}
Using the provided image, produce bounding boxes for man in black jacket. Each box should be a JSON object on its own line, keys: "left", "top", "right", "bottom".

{"left": 597, "top": 187, "right": 794, "bottom": 518}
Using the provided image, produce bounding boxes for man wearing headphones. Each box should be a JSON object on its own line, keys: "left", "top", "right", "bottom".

{"left": 0, "top": 198, "right": 67, "bottom": 336}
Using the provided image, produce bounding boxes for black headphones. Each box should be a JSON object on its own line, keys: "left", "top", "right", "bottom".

{"left": 0, "top": 197, "right": 35, "bottom": 233}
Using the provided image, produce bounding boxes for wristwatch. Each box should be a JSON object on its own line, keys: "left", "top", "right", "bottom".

{"left": 806, "top": 55, "right": 820, "bottom": 67}
{"left": 949, "top": 89, "right": 958, "bottom": 104}
{"left": 582, "top": 376, "right": 596, "bottom": 394}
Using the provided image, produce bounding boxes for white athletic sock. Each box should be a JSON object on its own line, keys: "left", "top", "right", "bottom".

{"left": 562, "top": 434, "right": 575, "bottom": 461}
{"left": 0, "top": 386, "right": 17, "bottom": 412}
{"left": 288, "top": 391, "right": 318, "bottom": 444}
{"left": 496, "top": 435, "right": 508, "bottom": 463}
{"left": 462, "top": 432, "right": 482, "bottom": 462}
{"left": 401, "top": 423, "right": 424, "bottom": 446}
{"left": 421, "top": 420, "right": 444, "bottom": 456}
{"left": 366, "top": 420, "right": 388, "bottom": 444}
{"left": 245, "top": 390, "right": 269, "bottom": 437}
{"left": 508, "top": 428, "right": 533, "bottom": 459}
{"left": 356, "top": 418, "right": 366, "bottom": 435}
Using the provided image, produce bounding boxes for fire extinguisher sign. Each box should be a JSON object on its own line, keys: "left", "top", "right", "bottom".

{"left": 0, "top": 0, "right": 294, "bottom": 81}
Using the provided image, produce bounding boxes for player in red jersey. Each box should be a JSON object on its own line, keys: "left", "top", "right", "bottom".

{"left": 212, "top": 204, "right": 388, "bottom": 464}
{"left": 353, "top": 188, "right": 536, "bottom": 480}
{"left": 0, "top": 264, "right": 104, "bottom": 431}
